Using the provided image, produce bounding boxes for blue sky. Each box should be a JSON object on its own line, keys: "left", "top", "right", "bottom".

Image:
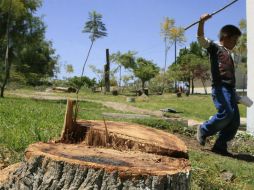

{"left": 37, "top": 0, "right": 246, "bottom": 79}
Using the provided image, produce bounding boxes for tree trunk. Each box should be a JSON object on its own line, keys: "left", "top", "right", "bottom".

{"left": 141, "top": 80, "right": 145, "bottom": 92}
{"left": 0, "top": 100, "right": 191, "bottom": 189}
{"left": 118, "top": 65, "right": 122, "bottom": 92}
{"left": 104, "top": 49, "right": 110, "bottom": 93}
{"left": 0, "top": 142, "right": 190, "bottom": 190}
{"left": 201, "top": 79, "right": 207, "bottom": 95}
{"left": 191, "top": 78, "right": 194, "bottom": 94}
{"left": 0, "top": 0, "right": 13, "bottom": 98}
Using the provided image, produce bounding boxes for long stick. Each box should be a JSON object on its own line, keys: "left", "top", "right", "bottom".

{"left": 184, "top": 0, "right": 239, "bottom": 31}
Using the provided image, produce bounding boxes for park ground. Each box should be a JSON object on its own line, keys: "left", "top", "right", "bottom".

{"left": 1, "top": 88, "right": 254, "bottom": 190}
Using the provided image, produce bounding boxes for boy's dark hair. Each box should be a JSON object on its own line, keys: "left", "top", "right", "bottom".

{"left": 219, "top": 25, "right": 242, "bottom": 41}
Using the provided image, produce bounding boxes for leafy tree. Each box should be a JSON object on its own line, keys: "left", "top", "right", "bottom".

{"left": 168, "top": 43, "right": 210, "bottom": 94}
{"left": 89, "top": 64, "right": 117, "bottom": 91}
{"left": 149, "top": 71, "right": 173, "bottom": 94}
{"left": 234, "top": 19, "right": 247, "bottom": 91}
{"left": 0, "top": 0, "right": 58, "bottom": 96}
{"left": 68, "top": 76, "right": 96, "bottom": 89}
{"left": 16, "top": 40, "right": 58, "bottom": 86}
{"left": 133, "top": 58, "right": 160, "bottom": 91}
{"left": 110, "top": 51, "right": 136, "bottom": 88}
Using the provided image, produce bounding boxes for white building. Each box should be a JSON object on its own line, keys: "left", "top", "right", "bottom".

{"left": 247, "top": 0, "right": 254, "bottom": 134}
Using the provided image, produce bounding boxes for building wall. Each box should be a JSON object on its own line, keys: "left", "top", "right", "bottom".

{"left": 247, "top": 0, "right": 254, "bottom": 134}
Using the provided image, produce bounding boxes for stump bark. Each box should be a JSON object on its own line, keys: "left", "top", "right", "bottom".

{"left": 0, "top": 100, "right": 191, "bottom": 190}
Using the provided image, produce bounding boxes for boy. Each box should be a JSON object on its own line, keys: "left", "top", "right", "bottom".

{"left": 196, "top": 13, "right": 242, "bottom": 155}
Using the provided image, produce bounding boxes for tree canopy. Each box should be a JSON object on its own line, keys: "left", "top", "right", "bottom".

{"left": 133, "top": 57, "right": 160, "bottom": 90}
{"left": 0, "top": 0, "right": 58, "bottom": 96}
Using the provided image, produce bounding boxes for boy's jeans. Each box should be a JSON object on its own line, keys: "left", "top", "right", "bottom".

{"left": 200, "top": 85, "right": 240, "bottom": 149}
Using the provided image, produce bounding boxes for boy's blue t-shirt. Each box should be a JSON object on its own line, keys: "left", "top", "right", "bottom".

{"left": 206, "top": 42, "right": 236, "bottom": 88}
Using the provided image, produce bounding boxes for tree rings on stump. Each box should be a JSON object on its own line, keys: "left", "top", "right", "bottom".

{"left": 0, "top": 100, "right": 191, "bottom": 189}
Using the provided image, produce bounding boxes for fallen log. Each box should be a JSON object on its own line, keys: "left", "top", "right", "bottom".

{"left": 52, "top": 87, "right": 77, "bottom": 93}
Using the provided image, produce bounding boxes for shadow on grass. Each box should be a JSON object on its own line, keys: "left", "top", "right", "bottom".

{"left": 232, "top": 153, "right": 254, "bottom": 162}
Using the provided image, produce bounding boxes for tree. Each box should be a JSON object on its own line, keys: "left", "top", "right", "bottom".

{"left": 0, "top": 0, "right": 58, "bottom": 96}
{"left": 89, "top": 65, "right": 104, "bottom": 91}
{"left": 78, "top": 11, "right": 107, "bottom": 92}
{"left": 75, "top": 10, "right": 107, "bottom": 120}
{"left": 110, "top": 51, "right": 136, "bottom": 89}
{"left": 168, "top": 42, "right": 210, "bottom": 95}
{"left": 234, "top": 19, "right": 247, "bottom": 91}
{"left": 133, "top": 58, "right": 159, "bottom": 91}
{"left": 89, "top": 64, "right": 117, "bottom": 92}
{"left": 68, "top": 76, "right": 96, "bottom": 90}
{"left": 16, "top": 40, "right": 58, "bottom": 86}
{"left": 65, "top": 64, "right": 74, "bottom": 78}
{"left": 161, "top": 17, "right": 185, "bottom": 92}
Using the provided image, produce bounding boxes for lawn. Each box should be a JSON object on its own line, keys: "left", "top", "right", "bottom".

{"left": 6, "top": 88, "right": 247, "bottom": 122}
{"left": 1, "top": 91, "right": 253, "bottom": 189}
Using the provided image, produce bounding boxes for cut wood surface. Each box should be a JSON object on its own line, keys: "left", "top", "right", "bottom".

{"left": 25, "top": 142, "right": 190, "bottom": 176}
{"left": 0, "top": 142, "right": 190, "bottom": 190}
{"left": 0, "top": 99, "right": 191, "bottom": 189}
{"left": 77, "top": 120, "right": 188, "bottom": 158}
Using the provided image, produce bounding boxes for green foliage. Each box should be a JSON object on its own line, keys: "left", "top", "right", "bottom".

{"left": 133, "top": 58, "right": 160, "bottom": 90}
{"left": 160, "top": 17, "right": 185, "bottom": 46}
{"left": 79, "top": 11, "right": 107, "bottom": 90}
{"left": 190, "top": 150, "right": 254, "bottom": 190}
{"left": 65, "top": 64, "right": 74, "bottom": 75}
{"left": 149, "top": 72, "right": 174, "bottom": 93}
{"left": 132, "top": 117, "right": 194, "bottom": 136}
{"left": 68, "top": 76, "right": 96, "bottom": 89}
{"left": 82, "top": 10, "right": 107, "bottom": 42}
{"left": 168, "top": 42, "right": 210, "bottom": 94}
{"left": 0, "top": 0, "right": 58, "bottom": 95}
{"left": 234, "top": 19, "right": 247, "bottom": 57}
{"left": 0, "top": 93, "right": 253, "bottom": 189}
{"left": 110, "top": 51, "right": 137, "bottom": 88}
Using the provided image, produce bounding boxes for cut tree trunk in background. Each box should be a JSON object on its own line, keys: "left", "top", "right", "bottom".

{"left": 0, "top": 100, "right": 191, "bottom": 189}
{"left": 104, "top": 48, "right": 110, "bottom": 93}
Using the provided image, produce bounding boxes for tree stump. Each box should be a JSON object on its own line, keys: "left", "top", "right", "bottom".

{"left": 0, "top": 100, "right": 191, "bottom": 190}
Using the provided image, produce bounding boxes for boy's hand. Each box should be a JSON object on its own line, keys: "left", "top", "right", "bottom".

{"left": 200, "top": 13, "right": 212, "bottom": 23}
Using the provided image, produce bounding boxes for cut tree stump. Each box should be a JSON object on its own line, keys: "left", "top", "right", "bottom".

{"left": 0, "top": 99, "right": 191, "bottom": 190}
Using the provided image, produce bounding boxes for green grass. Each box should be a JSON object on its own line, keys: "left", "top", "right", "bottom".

{"left": 190, "top": 150, "right": 254, "bottom": 190}
{"left": 1, "top": 92, "right": 253, "bottom": 189}
{"left": 0, "top": 97, "right": 125, "bottom": 163}
{"left": 6, "top": 88, "right": 247, "bottom": 121}
{"left": 128, "top": 94, "right": 247, "bottom": 121}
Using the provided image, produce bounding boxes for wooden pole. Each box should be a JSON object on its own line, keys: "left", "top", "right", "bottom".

{"left": 184, "top": 0, "right": 239, "bottom": 31}
{"left": 104, "top": 49, "right": 110, "bottom": 93}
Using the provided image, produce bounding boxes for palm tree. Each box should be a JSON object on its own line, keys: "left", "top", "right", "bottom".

{"left": 75, "top": 11, "right": 107, "bottom": 120}
{"left": 161, "top": 17, "right": 175, "bottom": 92}
{"left": 79, "top": 11, "right": 107, "bottom": 84}
{"left": 161, "top": 17, "right": 185, "bottom": 93}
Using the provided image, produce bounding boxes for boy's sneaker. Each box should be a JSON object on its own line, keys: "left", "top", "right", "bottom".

{"left": 196, "top": 125, "right": 206, "bottom": 146}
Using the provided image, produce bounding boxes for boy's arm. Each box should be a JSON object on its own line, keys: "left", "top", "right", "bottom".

{"left": 197, "top": 13, "right": 212, "bottom": 48}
